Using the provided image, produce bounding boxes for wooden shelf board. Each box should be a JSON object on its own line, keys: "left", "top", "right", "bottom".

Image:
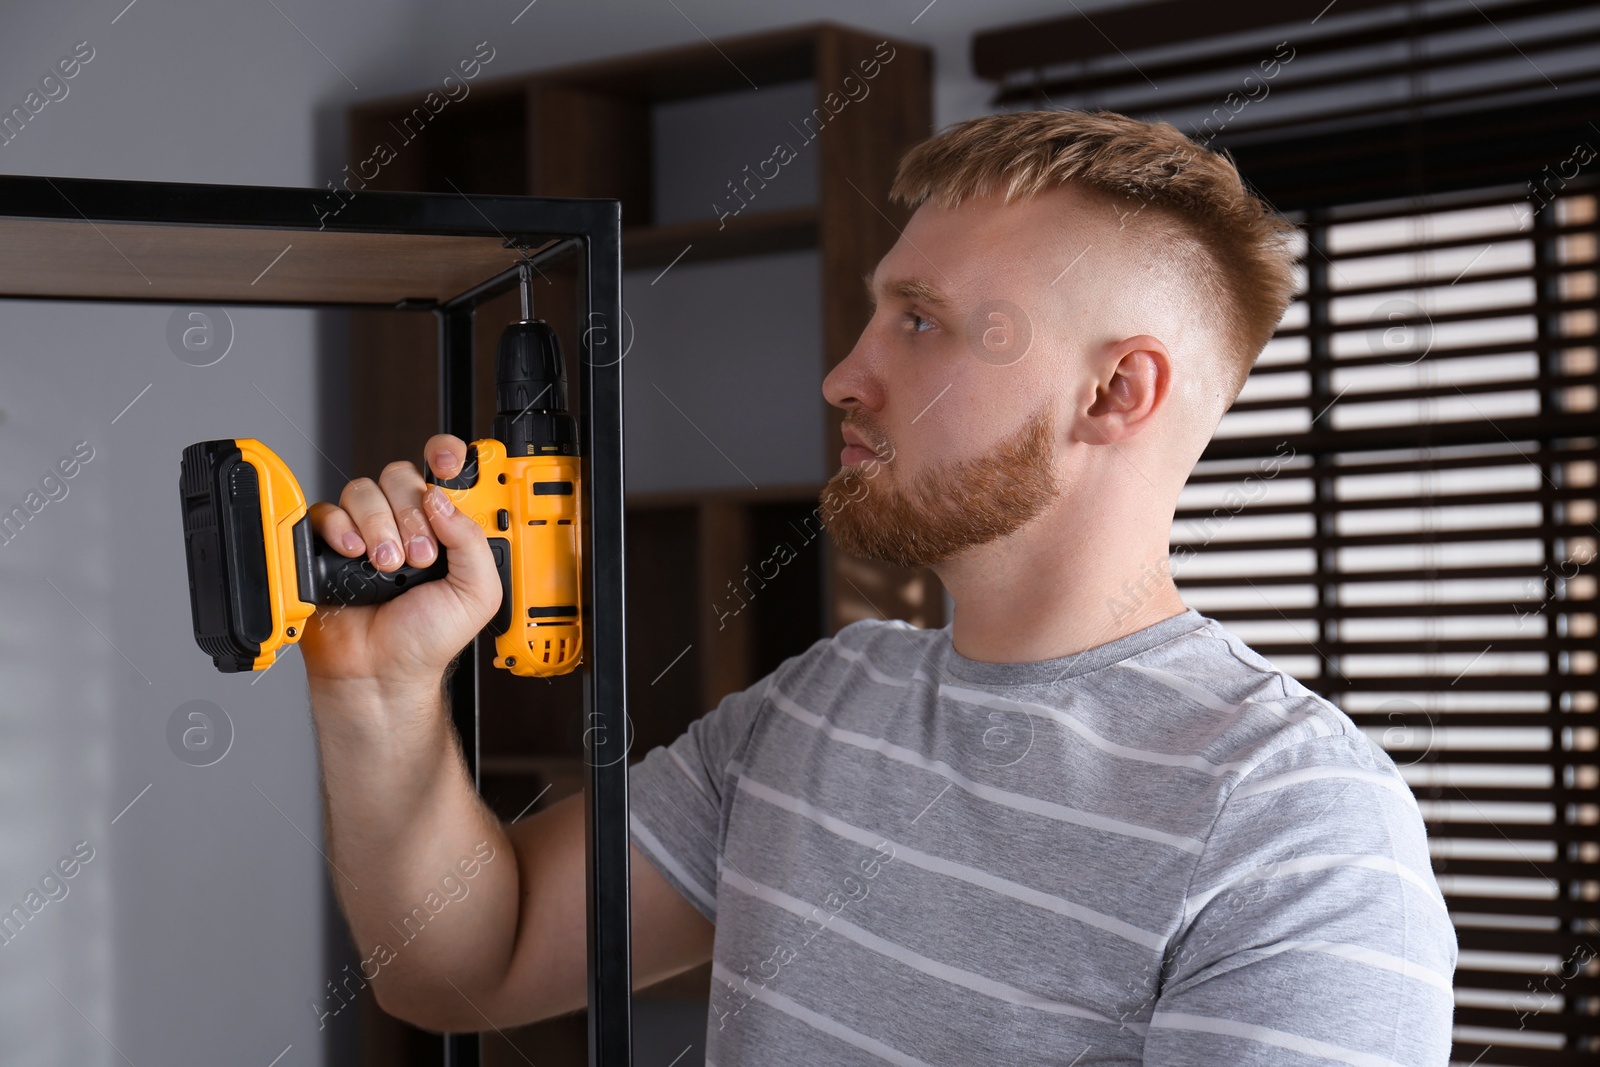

{"left": 0, "top": 216, "right": 533, "bottom": 305}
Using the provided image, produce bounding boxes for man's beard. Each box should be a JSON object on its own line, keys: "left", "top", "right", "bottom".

{"left": 821, "top": 402, "right": 1061, "bottom": 570}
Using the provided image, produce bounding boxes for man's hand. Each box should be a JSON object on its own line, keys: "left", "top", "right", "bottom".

{"left": 299, "top": 434, "right": 501, "bottom": 689}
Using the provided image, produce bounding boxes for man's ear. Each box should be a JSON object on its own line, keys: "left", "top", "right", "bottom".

{"left": 1077, "top": 335, "right": 1171, "bottom": 445}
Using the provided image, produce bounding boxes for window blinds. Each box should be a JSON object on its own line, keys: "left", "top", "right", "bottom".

{"left": 974, "top": 1, "right": 1600, "bottom": 1061}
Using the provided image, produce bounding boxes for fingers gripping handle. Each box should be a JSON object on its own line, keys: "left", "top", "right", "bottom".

{"left": 297, "top": 441, "right": 483, "bottom": 609}
{"left": 296, "top": 515, "right": 512, "bottom": 633}
{"left": 296, "top": 440, "right": 486, "bottom": 608}
{"left": 299, "top": 519, "right": 451, "bottom": 606}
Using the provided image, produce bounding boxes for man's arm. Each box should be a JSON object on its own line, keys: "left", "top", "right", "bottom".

{"left": 302, "top": 436, "right": 713, "bottom": 1033}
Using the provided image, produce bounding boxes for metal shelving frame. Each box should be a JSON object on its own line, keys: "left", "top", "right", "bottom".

{"left": 0, "top": 174, "right": 632, "bottom": 1067}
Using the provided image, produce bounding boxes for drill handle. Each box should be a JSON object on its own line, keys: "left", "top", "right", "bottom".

{"left": 304, "top": 530, "right": 450, "bottom": 607}
{"left": 295, "top": 439, "right": 480, "bottom": 608}
{"left": 302, "top": 522, "right": 514, "bottom": 635}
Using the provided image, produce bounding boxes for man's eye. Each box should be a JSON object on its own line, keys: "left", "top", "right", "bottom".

{"left": 905, "top": 312, "right": 936, "bottom": 333}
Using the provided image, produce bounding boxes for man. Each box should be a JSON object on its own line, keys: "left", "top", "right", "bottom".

{"left": 302, "top": 108, "right": 1457, "bottom": 1065}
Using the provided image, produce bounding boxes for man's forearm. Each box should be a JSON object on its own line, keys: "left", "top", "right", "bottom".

{"left": 308, "top": 676, "right": 519, "bottom": 1021}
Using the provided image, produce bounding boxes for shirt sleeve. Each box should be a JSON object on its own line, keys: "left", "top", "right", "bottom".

{"left": 627, "top": 636, "right": 833, "bottom": 923}
{"left": 1142, "top": 731, "right": 1458, "bottom": 1067}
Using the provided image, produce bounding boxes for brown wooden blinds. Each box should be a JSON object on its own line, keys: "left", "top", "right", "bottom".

{"left": 970, "top": 2, "right": 1600, "bottom": 1063}
{"left": 974, "top": 0, "right": 1600, "bottom": 210}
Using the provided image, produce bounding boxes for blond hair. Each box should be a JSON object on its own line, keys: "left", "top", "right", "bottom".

{"left": 890, "top": 108, "right": 1302, "bottom": 406}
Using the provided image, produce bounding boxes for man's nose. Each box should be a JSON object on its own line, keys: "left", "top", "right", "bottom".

{"left": 823, "top": 325, "right": 882, "bottom": 411}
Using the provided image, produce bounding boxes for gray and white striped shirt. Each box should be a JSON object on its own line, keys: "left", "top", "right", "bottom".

{"left": 628, "top": 607, "right": 1457, "bottom": 1065}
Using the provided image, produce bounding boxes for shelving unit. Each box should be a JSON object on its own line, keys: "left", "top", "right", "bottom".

{"left": 343, "top": 21, "right": 939, "bottom": 1065}
{"left": 0, "top": 174, "right": 630, "bottom": 1067}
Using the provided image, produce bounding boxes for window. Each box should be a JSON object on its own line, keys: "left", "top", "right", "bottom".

{"left": 1180, "top": 179, "right": 1599, "bottom": 1064}
{"left": 975, "top": 0, "right": 1600, "bottom": 1058}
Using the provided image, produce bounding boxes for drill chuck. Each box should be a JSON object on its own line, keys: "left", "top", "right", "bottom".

{"left": 493, "top": 319, "right": 576, "bottom": 458}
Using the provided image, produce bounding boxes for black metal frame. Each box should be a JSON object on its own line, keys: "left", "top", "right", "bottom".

{"left": 0, "top": 174, "right": 632, "bottom": 1067}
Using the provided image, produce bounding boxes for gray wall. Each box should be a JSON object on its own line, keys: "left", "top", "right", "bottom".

{"left": 0, "top": 0, "right": 1082, "bottom": 1062}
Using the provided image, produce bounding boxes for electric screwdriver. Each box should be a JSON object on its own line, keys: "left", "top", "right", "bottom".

{"left": 178, "top": 268, "right": 583, "bottom": 678}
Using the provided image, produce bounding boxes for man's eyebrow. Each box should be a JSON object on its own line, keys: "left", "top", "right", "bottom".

{"left": 862, "top": 271, "right": 950, "bottom": 309}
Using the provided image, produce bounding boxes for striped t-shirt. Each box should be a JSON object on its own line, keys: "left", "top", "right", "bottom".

{"left": 627, "top": 607, "right": 1458, "bottom": 1066}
